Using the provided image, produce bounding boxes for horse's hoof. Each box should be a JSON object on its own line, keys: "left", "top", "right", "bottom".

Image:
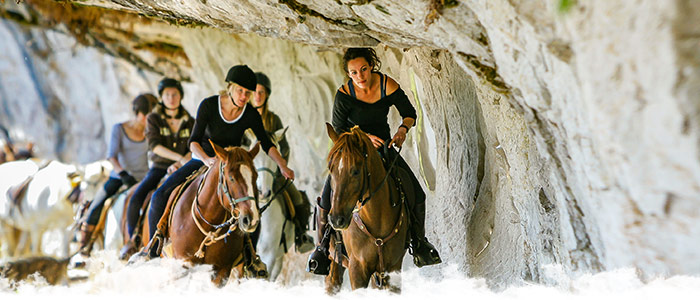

{"left": 295, "top": 234, "right": 315, "bottom": 253}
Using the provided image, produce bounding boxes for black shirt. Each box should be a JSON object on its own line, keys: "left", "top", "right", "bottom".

{"left": 332, "top": 76, "right": 417, "bottom": 141}
{"left": 189, "top": 95, "right": 275, "bottom": 157}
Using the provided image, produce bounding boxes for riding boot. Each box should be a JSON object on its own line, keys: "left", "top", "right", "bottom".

{"left": 78, "top": 223, "right": 96, "bottom": 256}
{"left": 293, "top": 202, "right": 314, "bottom": 253}
{"left": 119, "top": 234, "right": 140, "bottom": 261}
{"left": 408, "top": 200, "right": 442, "bottom": 267}
{"left": 306, "top": 204, "right": 332, "bottom": 275}
{"left": 243, "top": 234, "right": 268, "bottom": 278}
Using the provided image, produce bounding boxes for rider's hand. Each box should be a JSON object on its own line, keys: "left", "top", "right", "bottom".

{"left": 167, "top": 162, "right": 180, "bottom": 174}
{"left": 391, "top": 126, "right": 408, "bottom": 148}
{"left": 366, "top": 133, "right": 384, "bottom": 149}
{"left": 202, "top": 156, "right": 217, "bottom": 168}
{"left": 118, "top": 170, "right": 138, "bottom": 187}
{"left": 280, "top": 165, "right": 295, "bottom": 180}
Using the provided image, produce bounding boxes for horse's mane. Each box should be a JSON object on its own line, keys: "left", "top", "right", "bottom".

{"left": 327, "top": 126, "right": 375, "bottom": 172}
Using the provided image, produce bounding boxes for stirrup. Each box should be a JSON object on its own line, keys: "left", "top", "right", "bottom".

{"left": 306, "top": 246, "right": 331, "bottom": 275}
{"left": 244, "top": 255, "right": 268, "bottom": 279}
{"left": 409, "top": 238, "right": 442, "bottom": 267}
{"left": 119, "top": 240, "right": 138, "bottom": 261}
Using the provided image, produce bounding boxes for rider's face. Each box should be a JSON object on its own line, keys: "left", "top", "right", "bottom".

{"left": 228, "top": 83, "right": 253, "bottom": 107}
{"left": 347, "top": 57, "right": 372, "bottom": 89}
{"left": 161, "top": 87, "right": 182, "bottom": 110}
{"left": 253, "top": 84, "right": 268, "bottom": 107}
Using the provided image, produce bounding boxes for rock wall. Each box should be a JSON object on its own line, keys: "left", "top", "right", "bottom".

{"left": 1, "top": 0, "right": 699, "bottom": 289}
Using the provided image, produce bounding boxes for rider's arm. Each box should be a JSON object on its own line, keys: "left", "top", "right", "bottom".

{"left": 107, "top": 123, "right": 125, "bottom": 173}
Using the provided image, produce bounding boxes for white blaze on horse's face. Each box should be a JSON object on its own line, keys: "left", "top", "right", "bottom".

{"left": 238, "top": 164, "right": 259, "bottom": 232}
{"left": 338, "top": 157, "right": 345, "bottom": 173}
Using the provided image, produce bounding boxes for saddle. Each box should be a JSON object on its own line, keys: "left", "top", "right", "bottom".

{"left": 6, "top": 177, "right": 33, "bottom": 215}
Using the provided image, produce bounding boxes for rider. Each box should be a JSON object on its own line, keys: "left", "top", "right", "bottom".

{"left": 307, "top": 48, "right": 442, "bottom": 274}
{"left": 119, "top": 78, "right": 195, "bottom": 260}
{"left": 251, "top": 72, "right": 314, "bottom": 252}
{"left": 78, "top": 94, "right": 156, "bottom": 256}
{"left": 143, "top": 65, "right": 295, "bottom": 275}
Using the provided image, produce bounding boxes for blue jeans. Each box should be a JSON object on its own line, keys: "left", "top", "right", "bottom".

{"left": 126, "top": 167, "right": 167, "bottom": 237}
{"left": 148, "top": 159, "right": 204, "bottom": 238}
{"left": 86, "top": 177, "right": 123, "bottom": 226}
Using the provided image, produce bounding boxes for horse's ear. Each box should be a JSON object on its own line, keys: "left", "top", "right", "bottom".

{"left": 272, "top": 126, "right": 288, "bottom": 143}
{"left": 326, "top": 123, "right": 339, "bottom": 143}
{"left": 209, "top": 139, "right": 227, "bottom": 160}
{"left": 249, "top": 142, "right": 261, "bottom": 158}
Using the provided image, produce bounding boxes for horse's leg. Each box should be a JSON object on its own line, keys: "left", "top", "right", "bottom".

{"left": 325, "top": 260, "right": 344, "bottom": 294}
{"left": 347, "top": 260, "right": 371, "bottom": 290}
{"left": 211, "top": 266, "right": 232, "bottom": 287}
{"left": 258, "top": 199, "right": 285, "bottom": 281}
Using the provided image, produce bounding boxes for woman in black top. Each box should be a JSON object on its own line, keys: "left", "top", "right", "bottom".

{"left": 143, "top": 66, "right": 294, "bottom": 268}
{"left": 119, "top": 78, "right": 195, "bottom": 260}
{"left": 307, "top": 48, "right": 441, "bottom": 275}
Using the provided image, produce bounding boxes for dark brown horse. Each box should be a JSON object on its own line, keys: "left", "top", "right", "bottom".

{"left": 324, "top": 124, "right": 409, "bottom": 293}
{"left": 155, "top": 141, "right": 261, "bottom": 286}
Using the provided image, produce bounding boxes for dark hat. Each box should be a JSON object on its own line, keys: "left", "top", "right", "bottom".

{"left": 225, "top": 65, "right": 257, "bottom": 91}
{"left": 255, "top": 72, "right": 271, "bottom": 94}
{"left": 157, "top": 78, "right": 183, "bottom": 97}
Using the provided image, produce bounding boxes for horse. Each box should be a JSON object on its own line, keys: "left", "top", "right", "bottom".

{"left": 324, "top": 123, "right": 409, "bottom": 293}
{"left": 252, "top": 127, "right": 310, "bottom": 281}
{"left": 0, "top": 160, "right": 83, "bottom": 257}
{"left": 0, "top": 160, "right": 40, "bottom": 257}
{"left": 149, "top": 141, "right": 261, "bottom": 286}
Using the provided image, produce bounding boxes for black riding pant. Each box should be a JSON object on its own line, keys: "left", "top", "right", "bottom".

{"left": 85, "top": 177, "right": 123, "bottom": 226}
{"left": 148, "top": 159, "right": 203, "bottom": 239}
{"left": 126, "top": 167, "right": 167, "bottom": 237}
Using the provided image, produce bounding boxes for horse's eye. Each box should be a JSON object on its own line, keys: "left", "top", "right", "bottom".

{"left": 351, "top": 169, "right": 360, "bottom": 177}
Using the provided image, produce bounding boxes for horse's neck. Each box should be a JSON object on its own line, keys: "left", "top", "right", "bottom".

{"left": 197, "top": 163, "right": 228, "bottom": 221}
{"left": 358, "top": 155, "right": 399, "bottom": 232}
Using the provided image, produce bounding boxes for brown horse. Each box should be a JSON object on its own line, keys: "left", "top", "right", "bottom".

{"left": 154, "top": 141, "right": 261, "bottom": 286}
{"left": 324, "top": 124, "right": 409, "bottom": 293}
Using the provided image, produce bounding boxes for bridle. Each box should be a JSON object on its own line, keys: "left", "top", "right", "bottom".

{"left": 190, "top": 159, "right": 256, "bottom": 258}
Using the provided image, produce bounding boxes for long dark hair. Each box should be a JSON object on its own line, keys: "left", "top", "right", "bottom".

{"left": 132, "top": 93, "right": 157, "bottom": 115}
{"left": 342, "top": 48, "right": 381, "bottom": 73}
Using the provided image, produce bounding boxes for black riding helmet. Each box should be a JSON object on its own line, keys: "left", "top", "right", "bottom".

{"left": 225, "top": 65, "right": 257, "bottom": 91}
{"left": 255, "top": 72, "right": 271, "bottom": 95}
{"left": 157, "top": 78, "right": 183, "bottom": 98}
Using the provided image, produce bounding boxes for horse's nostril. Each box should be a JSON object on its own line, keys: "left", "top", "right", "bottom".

{"left": 241, "top": 216, "right": 250, "bottom": 228}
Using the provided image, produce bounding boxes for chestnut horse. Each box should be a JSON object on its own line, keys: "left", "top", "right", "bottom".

{"left": 151, "top": 141, "right": 261, "bottom": 286}
{"left": 324, "top": 124, "right": 409, "bottom": 293}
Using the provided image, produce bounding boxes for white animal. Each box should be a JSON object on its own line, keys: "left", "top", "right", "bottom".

{"left": 251, "top": 127, "right": 298, "bottom": 281}
{"left": 0, "top": 160, "right": 82, "bottom": 257}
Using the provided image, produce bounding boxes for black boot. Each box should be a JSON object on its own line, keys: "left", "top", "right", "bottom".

{"left": 408, "top": 200, "right": 442, "bottom": 267}
{"left": 306, "top": 203, "right": 332, "bottom": 275}
{"left": 293, "top": 199, "right": 314, "bottom": 253}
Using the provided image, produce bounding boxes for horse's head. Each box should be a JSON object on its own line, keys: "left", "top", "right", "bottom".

{"left": 248, "top": 127, "right": 287, "bottom": 199}
{"left": 210, "top": 140, "right": 261, "bottom": 233}
{"left": 325, "top": 123, "right": 378, "bottom": 230}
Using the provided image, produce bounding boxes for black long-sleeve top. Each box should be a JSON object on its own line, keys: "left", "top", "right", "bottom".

{"left": 188, "top": 95, "right": 275, "bottom": 157}
{"left": 332, "top": 83, "right": 417, "bottom": 141}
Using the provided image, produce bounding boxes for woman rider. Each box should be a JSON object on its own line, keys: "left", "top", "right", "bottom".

{"left": 78, "top": 94, "right": 157, "bottom": 256}
{"left": 143, "top": 65, "right": 295, "bottom": 273}
{"left": 119, "top": 78, "right": 195, "bottom": 260}
{"left": 307, "top": 48, "right": 442, "bottom": 274}
{"left": 251, "top": 72, "right": 314, "bottom": 251}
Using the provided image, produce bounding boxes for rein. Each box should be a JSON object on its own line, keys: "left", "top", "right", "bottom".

{"left": 190, "top": 160, "right": 254, "bottom": 258}
{"left": 257, "top": 168, "right": 292, "bottom": 214}
{"left": 356, "top": 146, "right": 402, "bottom": 210}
